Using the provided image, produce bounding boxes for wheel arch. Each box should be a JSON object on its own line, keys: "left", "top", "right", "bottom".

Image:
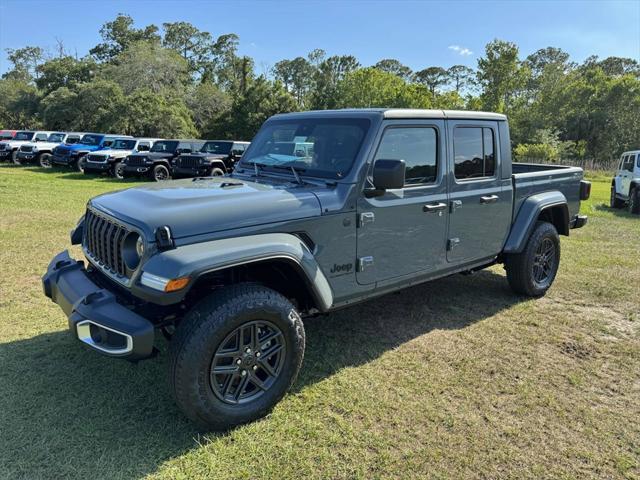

{"left": 503, "top": 191, "right": 569, "bottom": 254}
{"left": 141, "top": 233, "right": 333, "bottom": 313}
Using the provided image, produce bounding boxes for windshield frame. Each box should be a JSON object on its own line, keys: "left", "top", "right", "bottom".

{"left": 80, "top": 134, "right": 103, "bottom": 146}
{"left": 14, "top": 131, "right": 35, "bottom": 141}
{"left": 150, "top": 140, "right": 179, "bottom": 153}
{"left": 111, "top": 139, "right": 137, "bottom": 150}
{"left": 238, "top": 117, "right": 371, "bottom": 180}
{"left": 200, "top": 141, "right": 233, "bottom": 155}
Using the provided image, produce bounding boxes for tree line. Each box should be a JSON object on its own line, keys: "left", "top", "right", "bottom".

{"left": 1, "top": 13, "right": 639, "bottom": 165}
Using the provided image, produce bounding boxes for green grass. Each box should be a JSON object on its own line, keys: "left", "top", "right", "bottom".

{"left": 0, "top": 165, "right": 639, "bottom": 480}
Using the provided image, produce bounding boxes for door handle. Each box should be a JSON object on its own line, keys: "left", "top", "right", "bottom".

{"left": 423, "top": 202, "right": 448, "bottom": 213}
{"left": 480, "top": 195, "right": 499, "bottom": 204}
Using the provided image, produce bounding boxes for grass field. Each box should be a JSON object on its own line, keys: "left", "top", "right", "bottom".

{"left": 0, "top": 165, "right": 638, "bottom": 480}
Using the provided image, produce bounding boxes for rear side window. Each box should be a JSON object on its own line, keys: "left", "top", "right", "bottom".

{"left": 35, "top": 133, "right": 49, "bottom": 141}
{"left": 624, "top": 155, "right": 634, "bottom": 172}
{"left": 454, "top": 127, "right": 496, "bottom": 180}
{"left": 374, "top": 127, "right": 438, "bottom": 186}
{"left": 66, "top": 136, "right": 80, "bottom": 144}
{"left": 137, "top": 142, "right": 150, "bottom": 151}
{"left": 103, "top": 139, "right": 114, "bottom": 147}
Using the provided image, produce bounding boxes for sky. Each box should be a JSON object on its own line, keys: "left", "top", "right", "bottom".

{"left": 0, "top": 0, "right": 639, "bottom": 75}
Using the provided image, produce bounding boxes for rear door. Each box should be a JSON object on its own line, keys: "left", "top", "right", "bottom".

{"left": 621, "top": 155, "right": 633, "bottom": 195}
{"left": 356, "top": 120, "right": 449, "bottom": 284}
{"left": 446, "top": 120, "right": 511, "bottom": 264}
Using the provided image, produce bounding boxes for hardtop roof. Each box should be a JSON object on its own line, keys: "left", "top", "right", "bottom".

{"left": 273, "top": 108, "right": 507, "bottom": 121}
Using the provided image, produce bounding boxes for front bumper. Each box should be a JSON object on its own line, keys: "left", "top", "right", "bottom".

{"left": 0, "top": 150, "right": 12, "bottom": 160}
{"left": 51, "top": 154, "right": 75, "bottom": 166}
{"left": 42, "top": 250, "right": 155, "bottom": 360}
{"left": 16, "top": 151, "right": 37, "bottom": 163}
{"left": 84, "top": 161, "right": 111, "bottom": 173}
{"left": 122, "top": 165, "right": 151, "bottom": 177}
{"left": 173, "top": 166, "right": 209, "bottom": 178}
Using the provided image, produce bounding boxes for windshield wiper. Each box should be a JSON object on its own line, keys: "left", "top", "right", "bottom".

{"left": 244, "top": 161, "right": 267, "bottom": 178}
{"left": 272, "top": 164, "right": 306, "bottom": 185}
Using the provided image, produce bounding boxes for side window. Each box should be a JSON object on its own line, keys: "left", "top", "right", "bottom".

{"left": 627, "top": 154, "right": 636, "bottom": 172}
{"left": 233, "top": 143, "right": 245, "bottom": 156}
{"left": 454, "top": 127, "right": 496, "bottom": 180}
{"left": 619, "top": 156, "right": 626, "bottom": 171}
{"left": 67, "top": 136, "right": 80, "bottom": 144}
{"left": 103, "top": 140, "right": 114, "bottom": 147}
{"left": 636, "top": 154, "right": 640, "bottom": 169}
{"left": 374, "top": 127, "right": 438, "bottom": 186}
{"left": 35, "top": 133, "right": 48, "bottom": 141}
{"left": 138, "top": 142, "right": 150, "bottom": 152}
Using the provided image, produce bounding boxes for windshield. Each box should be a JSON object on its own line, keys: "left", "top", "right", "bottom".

{"left": 14, "top": 131, "right": 35, "bottom": 141}
{"left": 201, "top": 141, "right": 232, "bottom": 154}
{"left": 240, "top": 118, "right": 370, "bottom": 179}
{"left": 150, "top": 140, "right": 179, "bottom": 153}
{"left": 80, "top": 134, "right": 102, "bottom": 146}
{"left": 112, "top": 139, "right": 137, "bottom": 150}
{"left": 47, "top": 133, "right": 65, "bottom": 143}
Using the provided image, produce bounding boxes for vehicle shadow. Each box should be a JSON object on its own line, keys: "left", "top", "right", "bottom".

{"left": 0, "top": 269, "right": 520, "bottom": 479}
{"left": 593, "top": 203, "right": 638, "bottom": 218}
{"left": 18, "top": 165, "right": 145, "bottom": 184}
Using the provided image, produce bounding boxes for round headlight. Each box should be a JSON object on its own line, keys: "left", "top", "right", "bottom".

{"left": 136, "top": 236, "right": 145, "bottom": 258}
{"left": 122, "top": 232, "right": 144, "bottom": 270}
{"left": 32, "top": 146, "right": 39, "bottom": 152}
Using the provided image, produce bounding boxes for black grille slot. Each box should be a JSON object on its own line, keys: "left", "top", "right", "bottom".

{"left": 87, "top": 154, "right": 105, "bottom": 162}
{"left": 20, "top": 145, "right": 33, "bottom": 153}
{"left": 177, "top": 156, "right": 199, "bottom": 168}
{"left": 84, "top": 209, "right": 129, "bottom": 277}
{"left": 127, "top": 156, "right": 147, "bottom": 166}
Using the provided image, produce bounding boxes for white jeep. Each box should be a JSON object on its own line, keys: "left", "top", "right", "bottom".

{"left": 16, "top": 132, "right": 84, "bottom": 167}
{"left": 611, "top": 150, "right": 640, "bottom": 214}
{"left": 83, "top": 137, "right": 161, "bottom": 177}
{"left": 0, "top": 131, "right": 54, "bottom": 163}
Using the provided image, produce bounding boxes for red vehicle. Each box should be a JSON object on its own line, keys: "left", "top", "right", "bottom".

{"left": 0, "top": 130, "right": 17, "bottom": 140}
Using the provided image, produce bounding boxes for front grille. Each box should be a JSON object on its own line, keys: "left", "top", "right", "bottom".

{"left": 20, "top": 145, "right": 33, "bottom": 153}
{"left": 55, "top": 147, "right": 69, "bottom": 156}
{"left": 83, "top": 209, "right": 130, "bottom": 278}
{"left": 87, "top": 154, "right": 106, "bottom": 163}
{"left": 127, "top": 155, "right": 147, "bottom": 166}
{"left": 177, "top": 156, "right": 200, "bottom": 168}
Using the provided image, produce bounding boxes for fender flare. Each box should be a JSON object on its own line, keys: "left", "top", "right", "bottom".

{"left": 141, "top": 233, "right": 333, "bottom": 311}
{"left": 503, "top": 191, "right": 569, "bottom": 254}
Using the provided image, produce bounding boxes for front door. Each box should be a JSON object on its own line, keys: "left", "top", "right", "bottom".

{"left": 446, "top": 120, "right": 512, "bottom": 264}
{"left": 356, "top": 121, "right": 449, "bottom": 285}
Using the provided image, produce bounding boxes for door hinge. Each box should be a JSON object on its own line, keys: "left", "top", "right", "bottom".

{"left": 447, "top": 238, "right": 460, "bottom": 251}
{"left": 450, "top": 200, "right": 463, "bottom": 213}
{"left": 358, "top": 212, "right": 375, "bottom": 228}
{"left": 358, "top": 256, "right": 374, "bottom": 272}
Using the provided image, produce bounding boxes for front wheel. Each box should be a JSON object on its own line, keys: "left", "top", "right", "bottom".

{"left": 210, "top": 167, "right": 225, "bottom": 176}
{"left": 38, "top": 153, "right": 52, "bottom": 168}
{"left": 168, "top": 284, "right": 305, "bottom": 431}
{"left": 504, "top": 221, "right": 560, "bottom": 297}
{"left": 112, "top": 161, "right": 124, "bottom": 179}
{"left": 610, "top": 186, "right": 624, "bottom": 208}
{"left": 628, "top": 187, "right": 640, "bottom": 215}
{"left": 153, "top": 164, "right": 170, "bottom": 181}
{"left": 76, "top": 156, "right": 86, "bottom": 173}
{"left": 12, "top": 150, "right": 20, "bottom": 164}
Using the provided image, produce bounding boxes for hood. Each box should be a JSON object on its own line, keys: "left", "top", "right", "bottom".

{"left": 3, "top": 139, "right": 32, "bottom": 147}
{"left": 27, "top": 141, "right": 61, "bottom": 150}
{"left": 90, "top": 177, "right": 322, "bottom": 240}
{"left": 90, "top": 148, "right": 133, "bottom": 159}
{"left": 58, "top": 143, "right": 103, "bottom": 153}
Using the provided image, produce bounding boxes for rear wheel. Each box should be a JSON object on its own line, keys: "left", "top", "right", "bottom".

{"left": 153, "top": 164, "right": 170, "bottom": 182}
{"left": 505, "top": 221, "right": 560, "bottom": 297}
{"left": 629, "top": 187, "right": 640, "bottom": 215}
{"left": 610, "top": 186, "right": 624, "bottom": 208}
{"left": 168, "top": 284, "right": 305, "bottom": 431}
{"left": 38, "top": 153, "right": 52, "bottom": 168}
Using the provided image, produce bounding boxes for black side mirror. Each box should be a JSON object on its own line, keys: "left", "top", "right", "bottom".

{"left": 372, "top": 159, "right": 405, "bottom": 189}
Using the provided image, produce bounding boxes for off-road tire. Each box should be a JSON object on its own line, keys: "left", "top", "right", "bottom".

{"left": 153, "top": 164, "right": 170, "bottom": 182}
{"left": 38, "top": 152, "right": 52, "bottom": 168}
{"left": 505, "top": 221, "right": 560, "bottom": 297}
{"left": 113, "top": 161, "right": 124, "bottom": 179}
{"left": 610, "top": 186, "right": 624, "bottom": 208}
{"left": 76, "top": 155, "right": 86, "bottom": 173}
{"left": 210, "top": 167, "right": 225, "bottom": 176}
{"left": 168, "top": 284, "right": 305, "bottom": 431}
{"left": 628, "top": 187, "right": 640, "bottom": 215}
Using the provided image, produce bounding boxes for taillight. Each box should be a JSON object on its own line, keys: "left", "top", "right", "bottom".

{"left": 580, "top": 180, "right": 591, "bottom": 200}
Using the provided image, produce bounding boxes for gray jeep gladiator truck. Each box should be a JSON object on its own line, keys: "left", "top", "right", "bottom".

{"left": 43, "top": 109, "right": 590, "bottom": 430}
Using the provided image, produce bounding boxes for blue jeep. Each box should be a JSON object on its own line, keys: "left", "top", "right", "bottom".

{"left": 51, "top": 133, "right": 131, "bottom": 172}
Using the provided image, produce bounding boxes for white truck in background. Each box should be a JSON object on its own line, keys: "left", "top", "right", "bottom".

{"left": 610, "top": 150, "right": 640, "bottom": 214}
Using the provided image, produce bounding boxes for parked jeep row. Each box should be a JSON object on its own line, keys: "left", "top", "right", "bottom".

{"left": 0, "top": 129, "right": 250, "bottom": 181}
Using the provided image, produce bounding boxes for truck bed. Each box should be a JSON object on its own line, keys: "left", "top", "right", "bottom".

{"left": 512, "top": 163, "right": 584, "bottom": 219}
